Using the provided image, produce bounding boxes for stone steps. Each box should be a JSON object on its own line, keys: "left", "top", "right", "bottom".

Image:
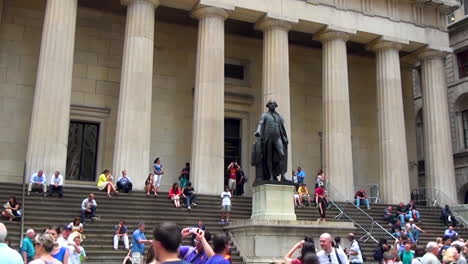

{"left": 1, "top": 182, "right": 465, "bottom": 263}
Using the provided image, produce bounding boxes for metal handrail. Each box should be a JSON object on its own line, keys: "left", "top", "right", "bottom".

{"left": 19, "top": 162, "right": 26, "bottom": 248}
{"left": 326, "top": 183, "right": 396, "bottom": 243}
{"left": 411, "top": 187, "right": 468, "bottom": 228}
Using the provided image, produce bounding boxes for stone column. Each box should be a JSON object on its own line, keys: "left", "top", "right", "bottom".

{"left": 420, "top": 50, "right": 457, "bottom": 201}
{"left": 26, "top": 0, "right": 78, "bottom": 178}
{"left": 369, "top": 40, "right": 410, "bottom": 204}
{"left": 255, "top": 17, "right": 293, "bottom": 180}
{"left": 113, "top": 0, "right": 158, "bottom": 187}
{"left": 191, "top": 7, "right": 229, "bottom": 195}
{"left": 316, "top": 29, "right": 354, "bottom": 200}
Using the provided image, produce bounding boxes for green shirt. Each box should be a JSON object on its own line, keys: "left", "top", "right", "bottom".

{"left": 21, "top": 237, "right": 35, "bottom": 259}
{"left": 400, "top": 250, "right": 414, "bottom": 264}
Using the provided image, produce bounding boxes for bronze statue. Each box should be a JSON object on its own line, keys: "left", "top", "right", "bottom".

{"left": 251, "top": 99, "right": 289, "bottom": 185}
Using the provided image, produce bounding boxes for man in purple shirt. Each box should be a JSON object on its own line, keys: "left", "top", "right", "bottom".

{"left": 206, "top": 233, "right": 231, "bottom": 264}
{"left": 179, "top": 227, "right": 214, "bottom": 264}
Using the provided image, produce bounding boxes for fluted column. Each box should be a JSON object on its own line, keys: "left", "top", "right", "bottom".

{"left": 316, "top": 30, "right": 354, "bottom": 200}
{"left": 255, "top": 17, "right": 293, "bottom": 180}
{"left": 26, "top": 0, "right": 77, "bottom": 178}
{"left": 191, "top": 7, "right": 229, "bottom": 195}
{"left": 369, "top": 40, "right": 410, "bottom": 204}
{"left": 420, "top": 50, "right": 457, "bottom": 201}
{"left": 113, "top": 0, "right": 158, "bottom": 188}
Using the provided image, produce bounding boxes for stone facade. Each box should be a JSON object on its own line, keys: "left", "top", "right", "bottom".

{"left": 0, "top": 0, "right": 455, "bottom": 201}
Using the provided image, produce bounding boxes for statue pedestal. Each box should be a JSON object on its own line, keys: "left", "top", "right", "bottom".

{"left": 226, "top": 184, "right": 355, "bottom": 264}
{"left": 251, "top": 184, "right": 296, "bottom": 221}
{"left": 225, "top": 220, "right": 355, "bottom": 264}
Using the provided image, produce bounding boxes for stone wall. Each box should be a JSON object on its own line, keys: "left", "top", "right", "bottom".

{"left": 0, "top": 0, "right": 419, "bottom": 196}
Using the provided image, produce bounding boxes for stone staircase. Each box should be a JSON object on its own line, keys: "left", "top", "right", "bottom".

{"left": 1, "top": 182, "right": 466, "bottom": 263}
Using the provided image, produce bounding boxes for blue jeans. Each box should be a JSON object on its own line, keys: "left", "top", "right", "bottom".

{"left": 184, "top": 195, "right": 196, "bottom": 208}
{"left": 81, "top": 206, "right": 96, "bottom": 223}
{"left": 355, "top": 198, "right": 370, "bottom": 209}
{"left": 406, "top": 210, "right": 420, "bottom": 221}
{"left": 411, "top": 229, "right": 420, "bottom": 241}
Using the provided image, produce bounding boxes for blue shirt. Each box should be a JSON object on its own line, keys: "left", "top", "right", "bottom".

{"left": 179, "top": 246, "right": 209, "bottom": 264}
{"left": 296, "top": 171, "right": 305, "bottom": 181}
{"left": 0, "top": 243, "right": 23, "bottom": 264}
{"left": 132, "top": 229, "right": 146, "bottom": 254}
{"left": 30, "top": 173, "right": 47, "bottom": 184}
{"left": 206, "top": 255, "right": 230, "bottom": 264}
{"left": 115, "top": 224, "right": 128, "bottom": 235}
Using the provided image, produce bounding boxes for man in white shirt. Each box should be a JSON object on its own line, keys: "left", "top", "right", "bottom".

{"left": 48, "top": 170, "right": 64, "bottom": 198}
{"left": 317, "top": 233, "right": 349, "bottom": 264}
{"left": 421, "top": 242, "right": 441, "bottom": 264}
{"left": 346, "top": 233, "right": 363, "bottom": 264}
{"left": 81, "top": 193, "right": 99, "bottom": 223}
{"left": 27, "top": 170, "right": 47, "bottom": 197}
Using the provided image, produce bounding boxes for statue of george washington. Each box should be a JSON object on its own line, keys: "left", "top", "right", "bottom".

{"left": 251, "top": 99, "right": 289, "bottom": 185}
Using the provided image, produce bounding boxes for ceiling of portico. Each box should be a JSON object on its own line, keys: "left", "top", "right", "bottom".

{"left": 78, "top": 0, "right": 419, "bottom": 58}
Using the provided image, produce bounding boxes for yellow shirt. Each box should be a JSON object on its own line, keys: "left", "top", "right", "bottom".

{"left": 97, "top": 174, "right": 107, "bottom": 187}
{"left": 298, "top": 186, "right": 309, "bottom": 195}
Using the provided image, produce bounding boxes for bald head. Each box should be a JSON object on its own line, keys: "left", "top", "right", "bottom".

{"left": 319, "top": 233, "right": 333, "bottom": 252}
{"left": 0, "top": 222, "right": 7, "bottom": 243}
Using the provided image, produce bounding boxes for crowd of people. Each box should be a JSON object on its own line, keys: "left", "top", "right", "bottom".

{"left": 0, "top": 220, "right": 233, "bottom": 264}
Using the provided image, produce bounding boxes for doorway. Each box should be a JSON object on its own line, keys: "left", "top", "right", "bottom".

{"left": 66, "top": 121, "right": 99, "bottom": 181}
{"left": 224, "top": 118, "right": 242, "bottom": 186}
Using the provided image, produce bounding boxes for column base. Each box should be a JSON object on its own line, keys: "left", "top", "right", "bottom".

{"left": 225, "top": 219, "right": 355, "bottom": 264}
{"left": 251, "top": 184, "right": 296, "bottom": 221}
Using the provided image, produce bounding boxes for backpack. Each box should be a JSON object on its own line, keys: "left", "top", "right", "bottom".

{"left": 373, "top": 247, "right": 383, "bottom": 261}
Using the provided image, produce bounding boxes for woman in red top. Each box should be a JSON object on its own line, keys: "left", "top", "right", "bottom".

{"left": 168, "top": 182, "right": 182, "bottom": 208}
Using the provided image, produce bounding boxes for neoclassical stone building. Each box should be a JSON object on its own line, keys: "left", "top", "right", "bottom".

{"left": 413, "top": 1, "right": 468, "bottom": 203}
{"left": 0, "top": 0, "right": 459, "bottom": 203}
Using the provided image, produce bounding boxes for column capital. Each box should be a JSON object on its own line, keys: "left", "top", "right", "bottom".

{"left": 121, "top": 0, "right": 159, "bottom": 7}
{"left": 314, "top": 25, "right": 356, "bottom": 43}
{"left": 255, "top": 16, "right": 293, "bottom": 32}
{"left": 191, "top": 6, "right": 229, "bottom": 21}
{"left": 417, "top": 49, "right": 450, "bottom": 60}
{"left": 367, "top": 36, "right": 408, "bottom": 52}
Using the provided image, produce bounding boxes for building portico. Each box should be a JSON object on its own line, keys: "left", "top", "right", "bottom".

{"left": 0, "top": 0, "right": 458, "bottom": 202}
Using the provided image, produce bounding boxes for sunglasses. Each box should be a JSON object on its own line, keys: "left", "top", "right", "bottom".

{"left": 327, "top": 254, "right": 333, "bottom": 264}
{"left": 34, "top": 242, "right": 40, "bottom": 247}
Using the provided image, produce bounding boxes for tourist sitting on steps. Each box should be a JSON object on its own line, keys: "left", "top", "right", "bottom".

{"left": 97, "top": 169, "right": 118, "bottom": 197}
{"left": 441, "top": 205, "right": 459, "bottom": 227}
{"left": 179, "top": 228, "right": 214, "bottom": 264}
{"left": 298, "top": 183, "right": 312, "bottom": 207}
{"left": 1, "top": 195, "right": 21, "bottom": 221}
{"left": 117, "top": 170, "right": 133, "bottom": 193}
{"left": 48, "top": 170, "right": 64, "bottom": 198}
{"left": 28, "top": 169, "right": 47, "bottom": 197}
{"left": 406, "top": 200, "right": 420, "bottom": 222}
{"left": 294, "top": 185, "right": 304, "bottom": 208}
{"left": 354, "top": 188, "right": 371, "bottom": 210}
{"left": 114, "top": 219, "right": 130, "bottom": 251}
{"left": 182, "top": 182, "right": 197, "bottom": 210}
{"left": 169, "top": 182, "right": 183, "bottom": 208}
{"left": 80, "top": 193, "right": 99, "bottom": 223}
{"left": 383, "top": 206, "right": 396, "bottom": 225}
{"left": 145, "top": 173, "right": 157, "bottom": 197}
